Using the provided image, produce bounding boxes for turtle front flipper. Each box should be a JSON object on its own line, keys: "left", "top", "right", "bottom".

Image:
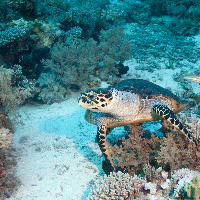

{"left": 152, "top": 104, "right": 199, "bottom": 147}
{"left": 97, "top": 125, "right": 115, "bottom": 174}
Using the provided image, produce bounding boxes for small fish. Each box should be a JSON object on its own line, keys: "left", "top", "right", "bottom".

{"left": 184, "top": 75, "right": 200, "bottom": 83}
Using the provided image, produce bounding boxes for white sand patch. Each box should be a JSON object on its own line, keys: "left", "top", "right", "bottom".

{"left": 10, "top": 97, "right": 103, "bottom": 200}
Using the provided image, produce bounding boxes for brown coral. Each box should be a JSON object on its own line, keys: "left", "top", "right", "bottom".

{"left": 0, "top": 148, "right": 19, "bottom": 199}
{"left": 111, "top": 125, "right": 160, "bottom": 176}
{"left": 156, "top": 132, "right": 199, "bottom": 172}
{"left": 0, "top": 128, "right": 12, "bottom": 148}
{"left": 182, "top": 114, "right": 200, "bottom": 141}
{"left": 0, "top": 110, "right": 13, "bottom": 131}
{"left": 0, "top": 66, "right": 32, "bottom": 112}
{"left": 0, "top": 109, "right": 13, "bottom": 148}
{"left": 111, "top": 122, "right": 200, "bottom": 176}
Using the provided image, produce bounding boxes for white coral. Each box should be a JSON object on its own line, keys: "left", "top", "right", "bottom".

{"left": 87, "top": 171, "right": 145, "bottom": 199}
{"left": 160, "top": 179, "right": 171, "bottom": 190}
{"left": 144, "top": 182, "right": 157, "bottom": 195}
{"left": 161, "top": 171, "right": 168, "bottom": 179}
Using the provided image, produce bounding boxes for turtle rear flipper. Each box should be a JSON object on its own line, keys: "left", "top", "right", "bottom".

{"left": 152, "top": 104, "right": 199, "bottom": 147}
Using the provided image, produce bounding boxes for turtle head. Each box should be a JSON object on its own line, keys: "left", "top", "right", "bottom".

{"left": 78, "top": 88, "right": 113, "bottom": 112}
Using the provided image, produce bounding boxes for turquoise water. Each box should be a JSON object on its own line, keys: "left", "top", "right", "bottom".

{"left": 0, "top": 0, "right": 200, "bottom": 199}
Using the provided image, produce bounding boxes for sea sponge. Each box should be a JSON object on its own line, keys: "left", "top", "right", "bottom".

{"left": 87, "top": 171, "right": 145, "bottom": 199}
{"left": 0, "top": 128, "right": 12, "bottom": 148}
{"left": 185, "top": 176, "right": 200, "bottom": 200}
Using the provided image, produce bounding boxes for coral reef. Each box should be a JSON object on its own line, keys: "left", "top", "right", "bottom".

{"left": 87, "top": 166, "right": 200, "bottom": 199}
{"left": 171, "top": 168, "right": 200, "bottom": 198}
{"left": 156, "top": 131, "right": 199, "bottom": 172}
{"left": 140, "top": 0, "right": 200, "bottom": 35}
{"left": 0, "top": 0, "right": 199, "bottom": 105}
{"left": 0, "top": 107, "right": 17, "bottom": 199}
{"left": 111, "top": 122, "right": 200, "bottom": 176}
{"left": 0, "top": 0, "right": 200, "bottom": 198}
{"left": 0, "top": 18, "right": 28, "bottom": 47}
{"left": 0, "top": 147, "right": 19, "bottom": 199}
{"left": 0, "top": 65, "right": 37, "bottom": 112}
{"left": 0, "top": 128, "right": 12, "bottom": 148}
{"left": 7, "top": 0, "right": 36, "bottom": 18}
{"left": 88, "top": 116, "right": 200, "bottom": 199}
{"left": 87, "top": 171, "right": 145, "bottom": 199}
{"left": 41, "top": 26, "right": 131, "bottom": 98}
{"left": 182, "top": 115, "right": 200, "bottom": 141}
{"left": 185, "top": 176, "right": 200, "bottom": 199}
{"left": 111, "top": 125, "right": 156, "bottom": 174}
{"left": 0, "top": 110, "right": 13, "bottom": 131}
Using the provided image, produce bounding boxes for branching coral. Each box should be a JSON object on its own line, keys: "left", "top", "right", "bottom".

{"left": 42, "top": 26, "right": 131, "bottom": 94}
{"left": 87, "top": 171, "right": 145, "bottom": 199}
{"left": 111, "top": 125, "right": 160, "bottom": 175}
{"left": 0, "top": 18, "right": 28, "bottom": 47}
{"left": 111, "top": 121, "right": 200, "bottom": 176}
{"left": 0, "top": 65, "right": 34, "bottom": 112}
{"left": 109, "top": 120, "right": 200, "bottom": 199}
{"left": 156, "top": 132, "right": 199, "bottom": 172}
{"left": 182, "top": 114, "right": 200, "bottom": 141}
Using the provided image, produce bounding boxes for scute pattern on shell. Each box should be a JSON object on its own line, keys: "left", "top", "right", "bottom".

{"left": 110, "top": 79, "right": 184, "bottom": 103}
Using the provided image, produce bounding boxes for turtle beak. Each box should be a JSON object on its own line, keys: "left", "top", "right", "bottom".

{"left": 78, "top": 95, "right": 91, "bottom": 108}
{"left": 78, "top": 96, "right": 86, "bottom": 105}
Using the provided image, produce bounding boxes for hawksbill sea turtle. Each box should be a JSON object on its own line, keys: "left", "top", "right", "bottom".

{"left": 78, "top": 79, "right": 199, "bottom": 173}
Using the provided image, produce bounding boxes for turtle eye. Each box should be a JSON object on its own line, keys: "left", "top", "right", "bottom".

{"left": 88, "top": 93, "right": 97, "bottom": 101}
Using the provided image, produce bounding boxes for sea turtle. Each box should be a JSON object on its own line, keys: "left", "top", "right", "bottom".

{"left": 78, "top": 79, "right": 198, "bottom": 173}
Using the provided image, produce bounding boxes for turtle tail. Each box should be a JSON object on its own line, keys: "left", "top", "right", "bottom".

{"left": 152, "top": 104, "right": 199, "bottom": 147}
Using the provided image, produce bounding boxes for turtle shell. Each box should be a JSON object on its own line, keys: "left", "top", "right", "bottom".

{"left": 110, "top": 79, "right": 188, "bottom": 113}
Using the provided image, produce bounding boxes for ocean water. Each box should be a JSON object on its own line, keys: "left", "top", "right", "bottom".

{"left": 0, "top": 0, "right": 200, "bottom": 199}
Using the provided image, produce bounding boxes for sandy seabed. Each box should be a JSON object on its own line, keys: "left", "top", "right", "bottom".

{"left": 10, "top": 97, "right": 104, "bottom": 200}
{"left": 9, "top": 33, "right": 200, "bottom": 199}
